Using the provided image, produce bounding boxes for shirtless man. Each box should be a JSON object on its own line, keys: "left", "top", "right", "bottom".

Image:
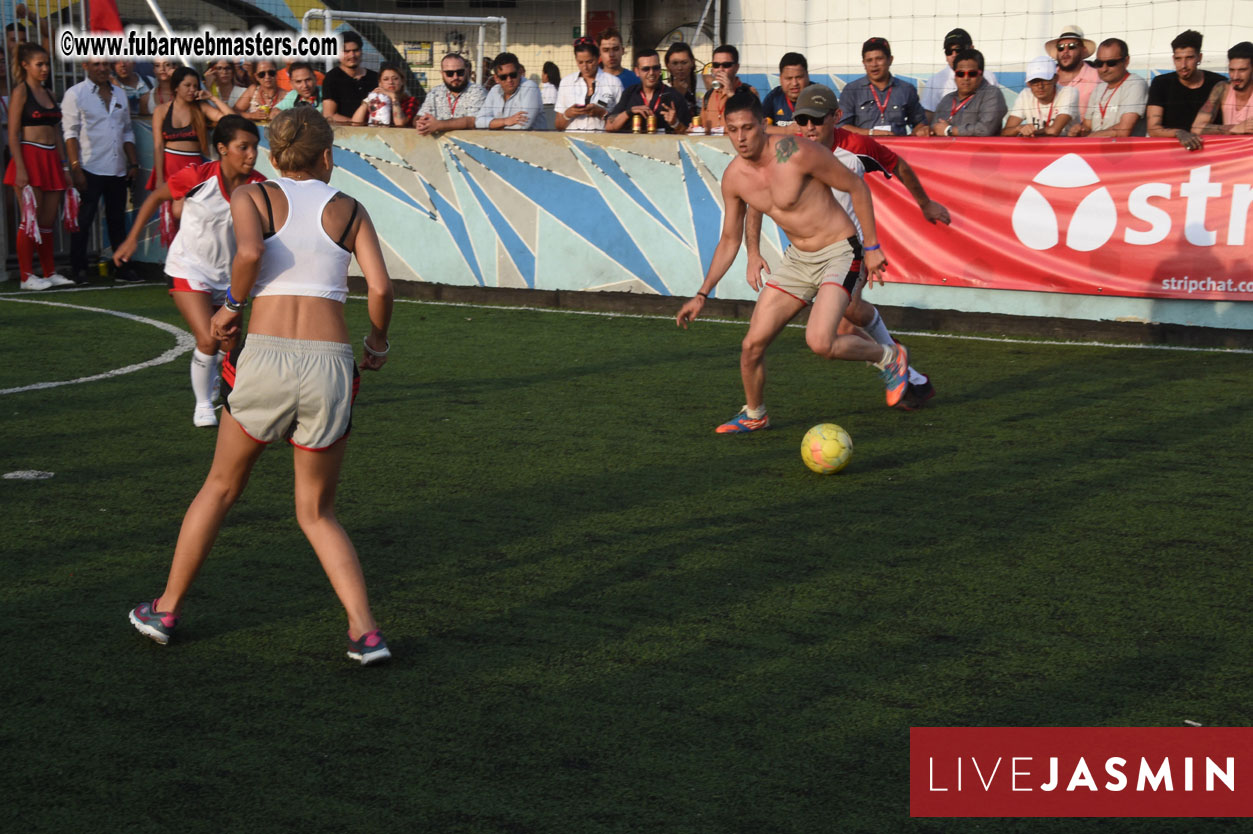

{"left": 675, "top": 91, "right": 910, "bottom": 433}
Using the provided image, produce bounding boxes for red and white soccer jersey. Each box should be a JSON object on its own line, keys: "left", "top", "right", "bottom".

{"left": 164, "top": 161, "right": 266, "bottom": 294}
{"left": 831, "top": 127, "right": 900, "bottom": 178}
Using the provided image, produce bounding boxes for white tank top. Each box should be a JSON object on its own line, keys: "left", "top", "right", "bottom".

{"left": 252, "top": 177, "right": 353, "bottom": 303}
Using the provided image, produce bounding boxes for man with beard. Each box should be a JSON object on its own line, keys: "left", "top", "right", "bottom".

{"left": 1045, "top": 26, "right": 1101, "bottom": 116}
{"left": 416, "top": 53, "right": 487, "bottom": 134}
{"left": 1147, "top": 30, "right": 1224, "bottom": 150}
{"left": 1191, "top": 41, "right": 1253, "bottom": 134}
{"left": 674, "top": 91, "right": 910, "bottom": 433}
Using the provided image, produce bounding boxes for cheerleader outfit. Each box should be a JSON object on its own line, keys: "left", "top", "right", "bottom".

{"left": 3, "top": 83, "right": 67, "bottom": 280}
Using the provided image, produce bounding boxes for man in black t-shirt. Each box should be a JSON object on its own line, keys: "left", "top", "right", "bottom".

{"left": 606, "top": 49, "right": 691, "bottom": 133}
{"left": 1146, "top": 29, "right": 1225, "bottom": 150}
{"left": 322, "top": 31, "right": 380, "bottom": 124}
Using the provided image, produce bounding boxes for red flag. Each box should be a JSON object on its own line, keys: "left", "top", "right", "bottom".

{"left": 89, "top": 0, "right": 123, "bottom": 33}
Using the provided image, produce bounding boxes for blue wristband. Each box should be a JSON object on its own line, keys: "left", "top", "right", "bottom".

{"left": 226, "top": 287, "right": 243, "bottom": 306}
{"left": 863, "top": 244, "right": 881, "bottom": 252}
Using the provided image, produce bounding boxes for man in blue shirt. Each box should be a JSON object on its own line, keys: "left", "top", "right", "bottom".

{"left": 475, "top": 52, "right": 543, "bottom": 129}
{"left": 838, "top": 37, "right": 930, "bottom": 136}
{"left": 760, "top": 52, "right": 810, "bottom": 126}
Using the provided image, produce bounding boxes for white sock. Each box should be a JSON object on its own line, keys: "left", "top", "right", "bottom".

{"left": 873, "top": 345, "right": 894, "bottom": 369}
{"left": 908, "top": 367, "right": 927, "bottom": 385}
{"left": 863, "top": 308, "right": 894, "bottom": 347}
{"left": 190, "top": 349, "right": 216, "bottom": 406}
{"left": 745, "top": 404, "right": 767, "bottom": 419}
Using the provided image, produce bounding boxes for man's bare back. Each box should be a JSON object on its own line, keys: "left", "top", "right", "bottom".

{"left": 724, "top": 134, "right": 859, "bottom": 251}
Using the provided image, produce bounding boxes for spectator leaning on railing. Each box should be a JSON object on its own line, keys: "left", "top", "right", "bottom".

{"left": 761, "top": 52, "right": 810, "bottom": 126}
{"left": 351, "top": 63, "right": 420, "bottom": 127}
{"left": 606, "top": 49, "right": 691, "bottom": 134}
{"left": 474, "top": 52, "right": 542, "bottom": 130}
{"left": 839, "top": 37, "right": 929, "bottom": 136}
{"left": 1002, "top": 57, "right": 1079, "bottom": 137}
{"left": 555, "top": 37, "right": 623, "bottom": 132}
{"left": 322, "top": 32, "right": 379, "bottom": 125}
{"left": 275, "top": 62, "right": 323, "bottom": 111}
{"left": 1073, "top": 38, "right": 1147, "bottom": 137}
{"left": 930, "top": 49, "right": 1007, "bottom": 136}
{"left": 1191, "top": 42, "right": 1253, "bottom": 135}
{"left": 1147, "top": 30, "right": 1225, "bottom": 150}
{"left": 415, "top": 53, "right": 486, "bottom": 134}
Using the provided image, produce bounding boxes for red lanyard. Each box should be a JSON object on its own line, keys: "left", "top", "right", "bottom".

{"left": 949, "top": 94, "right": 974, "bottom": 118}
{"left": 446, "top": 91, "right": 461, "bottom": 115}
{"left": 869, "top": 83, "right": 892, "bottom": 119}
{"left": 1097, "top": 76, "right": 1127, "bottom": 121}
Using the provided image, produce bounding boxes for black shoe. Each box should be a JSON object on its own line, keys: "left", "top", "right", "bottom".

{"left": 115, "top": 267, "right": 143, "bottom": 283}
{"left": 72, "top": 268, "right": 93, "bottom": 285}
{"left": 896, "top": 377, "right": 936, "bottom": 411}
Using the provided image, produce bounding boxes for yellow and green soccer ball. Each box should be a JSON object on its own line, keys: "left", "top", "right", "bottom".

{"left": 801, "top": 423, "right": 853, "bottom": 474}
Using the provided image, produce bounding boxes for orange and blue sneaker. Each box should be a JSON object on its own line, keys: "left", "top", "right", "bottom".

{"left": 878, "top": 344, "right": 910, "bottom": 407}
{"left": 129, "top": 599, "right": 180, "bottom": 645}
{"left": 716, "top": 406, "right": 770, "bottom": 434}
{"left": 347, "top": 629, "right": 392, "bottom": 666}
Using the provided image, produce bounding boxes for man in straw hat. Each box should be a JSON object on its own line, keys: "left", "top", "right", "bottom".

{"left": 1046, "top": 25, "right": 1101, "bottom": 115}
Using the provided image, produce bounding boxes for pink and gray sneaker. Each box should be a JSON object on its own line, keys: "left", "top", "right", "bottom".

{"left": 347, "top": 629, "right": 392, "bottom": 666}
{"left": 129, "top": 600, "right": 180, "bottom": 645}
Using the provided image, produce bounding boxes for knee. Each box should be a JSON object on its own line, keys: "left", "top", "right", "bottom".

{"left": 295, "top": 499, "right": 336, "bottom": 532}
{"left": 740, "top": 336, "right": 768, "bottom": 364}
{"left": 195, "top": 336, "right": 220, "bottom": 355}
{"left": 805, "top": 329, "right": 834, "bottom": 357}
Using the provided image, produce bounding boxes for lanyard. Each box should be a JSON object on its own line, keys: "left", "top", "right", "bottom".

{"left": 446, "top": 90, "right": 461, "bottom": 115}
{"left": 949, "top": 93, "right": 974, "bottom": 119}
{"left": 869, "top": 82, "right": 892, "bottom": 120}
{"left": 1097, "top": 76, "right": 1127, "bottom": 121}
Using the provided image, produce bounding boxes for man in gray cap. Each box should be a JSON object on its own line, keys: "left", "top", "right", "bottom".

{"left": 921, "top": 28, "right": 999, "bottom": 119}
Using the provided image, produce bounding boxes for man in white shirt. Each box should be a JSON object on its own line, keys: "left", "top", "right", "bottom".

{"left": 1074, "top": 38, "right": 1148, "bottom": 137}
{"left": 475, "top": 52, "right": 542, "bottom": 129}
{"left": 921, "top": 28, "right": 999, "bottom": 119}
{"left": 555, "top": 37, "right": 623, "bottom": 132}
{"left": 62, "top": 58, "right": 141, "bottom": 283}
{"left": 1002, "top": 56, "right": 1080, "bottom": 136}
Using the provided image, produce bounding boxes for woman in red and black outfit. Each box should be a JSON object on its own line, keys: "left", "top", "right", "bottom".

{"left": 4, "top": 43, "right": 73, "bottom": 290}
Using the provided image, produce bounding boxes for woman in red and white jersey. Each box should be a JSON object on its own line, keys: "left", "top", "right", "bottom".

{"left": 115, "top": 115, "right": 265, "bottom": 427}
{"left": 128, "top": 107, "right": 395, "bottom": 666}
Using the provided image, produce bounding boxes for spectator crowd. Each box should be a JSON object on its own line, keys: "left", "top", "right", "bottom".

{"left": 5, "top": 17, "right": 1252, "bottom": 291}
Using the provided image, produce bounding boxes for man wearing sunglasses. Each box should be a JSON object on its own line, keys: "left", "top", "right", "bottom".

{"left": 701, "top": 45, "right": 759, "bottom": 134}
{"left": 839, "top": 38, "right": 930, "bottom": 136}
{"left": 931, "top": 49, "right": 1007, "bottom": 136}
{"left": 1045, "top": 26, "right": 1101, "bottom": 116}
{"left": 921, "top": 28, "right": 999, "bottom": 122}
{"left": 674, "top": 91, "right": 912, "bottom": 432}
{"left": 474, "top": 52, "right": 542, "bottom": 130}
{"left": 1073, "top": 38, "right": 1147, "bottom": 137}
{"left": 416, "top": 53, "right": 487, "bottom": 135}
{"left": 606, "top": 49, "right": 691, "bottom": 133}
{"left": 745, "top": 84, "right": 942, "bottom": 411}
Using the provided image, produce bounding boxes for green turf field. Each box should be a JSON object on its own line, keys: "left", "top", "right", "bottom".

{"left": 2, "top": 284, "right": 1250, "bottom": 833}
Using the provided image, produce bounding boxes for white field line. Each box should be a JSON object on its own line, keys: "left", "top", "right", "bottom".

{"left": 378, "top": 296, "right": 1253, "bottom": 355}
{"left": 0, "top": 295, "right": 194, "bottom": 395}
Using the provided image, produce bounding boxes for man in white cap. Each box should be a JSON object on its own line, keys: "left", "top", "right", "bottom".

{"left": 1046, "top": 25, "right": 1101, "bottom": 115}
{"left": 1002, "top": 57, "right": 1080, "bottom": 136}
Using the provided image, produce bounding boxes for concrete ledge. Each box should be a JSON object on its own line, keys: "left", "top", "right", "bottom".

{"left": 354, "top": 278, "right": 1253, "bottom": 350}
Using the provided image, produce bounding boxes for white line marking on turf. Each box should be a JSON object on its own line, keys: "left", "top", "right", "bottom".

{"left": 0, "top": 296, "right": 194, "bottom": 395}
{"left": 3, "top": 470, "right": 55, "bottom": 480}
{"left": 377, "top": 297, "right": 1252, "bottom": 355}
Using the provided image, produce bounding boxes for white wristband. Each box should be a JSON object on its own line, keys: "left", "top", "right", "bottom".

{"left": 363, "top": 336, "right": 390, "bottom": 358}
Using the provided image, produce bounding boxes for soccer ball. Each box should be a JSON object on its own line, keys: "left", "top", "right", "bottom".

{"left": 801, "top": 423, "right": 853, "bottom": 475}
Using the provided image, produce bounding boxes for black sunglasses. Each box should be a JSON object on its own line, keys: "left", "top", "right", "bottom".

{"left": 793, "top": 113, "right": 827, "bottom": 126}
{"left": 1056, "top": 42, "right": 1082, "bottom": 51}
{"left": 710, "top": 61, "right": 736, "bottom": 69}
{"left": 1091, "top": 58, "right": 1125, "bottom": 68}
{"left": 255, "top": 69, "right": 276, "bottom": 78}
{"left": 638, "top": 64, "right": 661, "bottom": 72}
{"left": 954, "top": 69, "right": 982, "bottom": 78}
{"left": 945, "top": 46, "right": 964, "bottom": 55}
{"left": 443, "top": 69, "right": 467, "bottom": 77}
{"left": 496, "top": 70, "right": 519, "bottom": 80}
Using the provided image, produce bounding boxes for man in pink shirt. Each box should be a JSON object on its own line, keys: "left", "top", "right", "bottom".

{"left": 1046, "top": 25, "right": 1101, "bottom": 115}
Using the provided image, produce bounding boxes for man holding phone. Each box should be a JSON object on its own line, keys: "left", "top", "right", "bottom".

{"left": 556, "top": 37, "right": 623, "bottom": 132}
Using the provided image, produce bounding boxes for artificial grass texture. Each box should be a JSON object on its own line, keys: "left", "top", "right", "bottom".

{"left": 1, "top": 285, "right": 1249, "bottom": 833}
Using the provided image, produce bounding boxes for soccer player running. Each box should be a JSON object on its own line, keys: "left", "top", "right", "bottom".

{"left": 675, "top": 91, "right": 909, "bottom": 433}
{"left": 128, "top": 108, "right": 395, "bottom": 666}
{"left": 754, "top": 84, "right": 946, "bottom": 409}
{"left": 114, "top": 115, "right": 266, "bottom": 428}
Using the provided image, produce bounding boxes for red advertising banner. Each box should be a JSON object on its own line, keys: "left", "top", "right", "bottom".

{"left": 911, "top": 727, "right": 1253, "bottom": 817}
{"left": 870, "top": 137, "right": 1253, "bottom": 302}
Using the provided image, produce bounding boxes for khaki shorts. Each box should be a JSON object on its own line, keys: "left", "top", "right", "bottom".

{"left": 223, "top": 334, "right": 359, "bottom": 450}
{"left": 765, "top": 237, "right": 863, "bottom": 304}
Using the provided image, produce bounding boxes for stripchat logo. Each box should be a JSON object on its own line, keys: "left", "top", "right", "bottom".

{"left": 1010, "top": 153, "right": 1252, "bottom": 252}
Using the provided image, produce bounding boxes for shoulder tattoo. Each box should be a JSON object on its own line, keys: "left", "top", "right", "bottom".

{"left": 774, "top": 136, "right": 799, "bottom": 164}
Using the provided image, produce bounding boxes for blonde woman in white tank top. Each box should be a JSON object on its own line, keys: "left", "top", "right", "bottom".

{"left": 128, "top": 108, "right": 396, "bottom": 666}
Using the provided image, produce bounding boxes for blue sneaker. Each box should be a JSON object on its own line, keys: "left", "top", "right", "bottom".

{"left": 347, "top": 629, "right": 391, "bottom": 665}
{"left": 716, "top": 406, "right": 770, "bottom": 434}
{"left": 129, "top": 599, "right": 179, "bottom": 645}
{"left": 877, "top": 344, "right": 909, "bottom": 407}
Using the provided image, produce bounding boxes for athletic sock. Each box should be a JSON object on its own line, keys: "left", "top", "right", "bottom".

{"left": 16, "top": 227, "right": 36, "bottom": 278}
{"left": 745, "top": 404, "right": 767, "bottom": 419}
{"left": 863, "top": 308, "right": 894, "bottom": 347}
{"left": 37, "top": 228, "right": 56, "bottom": 276}
{"left": 873, "top": 345, "right": 894, "bottom": 370}
{"left": 908, "top": 368, "right": 928, "bottom": 385}
{"left": 190, "top": 349, "right": 216, "bottom": 406}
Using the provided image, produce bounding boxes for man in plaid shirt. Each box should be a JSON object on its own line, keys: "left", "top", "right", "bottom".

{"left": 415, "top": 53, "right": 487, "bottom": 134}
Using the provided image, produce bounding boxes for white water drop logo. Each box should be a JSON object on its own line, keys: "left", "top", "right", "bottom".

{"left": 1012, "top": 154, "right": 1118, "bottom": 252}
